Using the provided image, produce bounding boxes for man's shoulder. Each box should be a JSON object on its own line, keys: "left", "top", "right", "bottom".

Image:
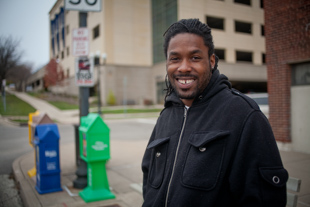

{"left": 211, "top": 88, "right": 261, "bottom": 115}
{"left": 229, "top": 89, "right": 260, "bottom": 111}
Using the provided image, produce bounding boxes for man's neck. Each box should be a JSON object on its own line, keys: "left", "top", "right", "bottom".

{"left": 181, "top": 99, "right": 194, "bottom": 107}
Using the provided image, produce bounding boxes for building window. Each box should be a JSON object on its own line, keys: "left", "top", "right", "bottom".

{"left": 235, "top": 20, "right": 252, "bottom": 34}
{"left": 236, "top": 51, "right": 253, "bottom": 63}
{"left": 261, "top": 25, "right": 265, "bottom": 36}
{"left": 93, "top": 25, "right": 100, "bottom": 39}
{"left": 152, "top": 0, "right": 178, "bottom": 64}
{"left": 206, "top": 16, "right": 224, "bottom": 30}
{"left": 262, "top": 53, "right": 266, "bottom": 64}
{"left": 61, "top": 51, "right": 64, "bottom": 59}
{"left": 234, "top": 0, "right": 251, "bottom": 6}
{"left": 215, "top": 49, "right": 225, "bottom": 60}
{"left": 66, "top": 68, "right": 70, "bottom": 78}
{"left": 67, "top": 47, "right": 70, "bottom": 56}
{"left": 260, "top": 0, "right": 264, "bottom": 8}
{"left": 291, "top": 62, "right": 310, "bottom": 86}
{"left": 66, "top": 25, "right": 69, "bottom": 35}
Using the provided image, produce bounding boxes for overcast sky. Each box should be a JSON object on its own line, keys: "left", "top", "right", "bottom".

{"left": 0, "top": 1, "right": 57, "bottom": 72}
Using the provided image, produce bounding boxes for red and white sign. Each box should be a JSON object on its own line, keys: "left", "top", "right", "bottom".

{"left": 75, "top": 57, "right": 94, "bottom": 87}
{"left": 72, "top": 28, "right": 89, "bottom": 57}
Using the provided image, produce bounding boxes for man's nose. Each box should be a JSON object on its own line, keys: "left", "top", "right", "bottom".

{"left": 177, "top": 59, "right": 191, "bottom": 73}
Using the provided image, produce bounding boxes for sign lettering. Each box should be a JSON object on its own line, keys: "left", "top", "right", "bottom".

{"left": 65, "top": 0, "right": 101, "bottom": 12}
{"left": 72, "top": 28, "right": 89, "bottom": 57}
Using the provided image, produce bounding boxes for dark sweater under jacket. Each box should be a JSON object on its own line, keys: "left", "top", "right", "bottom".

{"left": 142, "top": 68, "right": 288, "bottom": 207}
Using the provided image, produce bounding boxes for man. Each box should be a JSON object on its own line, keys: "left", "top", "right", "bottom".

{"left": 142, "top": 19, "right": 288, "bottom": 207}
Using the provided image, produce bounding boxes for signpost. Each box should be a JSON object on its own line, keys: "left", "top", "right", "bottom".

{"left": 65, "top": 0, "right": 102, "bottom": 190}
{"left": 2, "top": 79, "right": 6, "bottom": 112}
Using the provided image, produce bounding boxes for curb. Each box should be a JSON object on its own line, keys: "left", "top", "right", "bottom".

{"left": 12, "top": 152, "right": 42, "bottom": 207}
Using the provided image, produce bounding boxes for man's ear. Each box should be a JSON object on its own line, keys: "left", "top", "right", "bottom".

{"left": 210, "top": 54, "right": 216, "bottom": 69}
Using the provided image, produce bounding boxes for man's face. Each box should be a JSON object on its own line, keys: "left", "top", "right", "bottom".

{"left": 166, "top": 33, "right": 215, "bottom": 106}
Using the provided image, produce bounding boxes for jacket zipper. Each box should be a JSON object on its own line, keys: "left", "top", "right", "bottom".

{"left": 165, "top": 107, "right": 188, "bottom": 207}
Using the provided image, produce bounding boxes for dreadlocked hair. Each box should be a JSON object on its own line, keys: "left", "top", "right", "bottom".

{"left": 163, "top": 18, "right": 215, "bottom": 100}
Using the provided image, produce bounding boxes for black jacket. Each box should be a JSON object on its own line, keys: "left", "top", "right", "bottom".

{"left": 142, "top": 69, "right": 288, "bottom": 207}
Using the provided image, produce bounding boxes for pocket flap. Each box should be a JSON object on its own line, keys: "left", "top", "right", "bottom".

{"left": 188, "top": 131, "right": 230, "bottom": 147}
{"left": 259, "top": 167, "right": 288, "bottom": 187}
{"left": 147, "top": 137, "right": 170, "bottom": 149}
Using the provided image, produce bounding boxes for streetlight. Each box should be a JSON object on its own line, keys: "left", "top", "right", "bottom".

{"left": 90, "top": 51, "right": 107, "bottom": 115}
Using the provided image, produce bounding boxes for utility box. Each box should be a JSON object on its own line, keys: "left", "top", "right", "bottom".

{"left": 34, "top": 124, "right": 62, "bottom": 194}
{"left": 79, "top": 113, "right": 115, "bottom": 203}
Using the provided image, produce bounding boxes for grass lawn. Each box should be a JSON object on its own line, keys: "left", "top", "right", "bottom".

{"left": 0, "top": 93, "right": 36, "bottom": 116}
{"left": 28, "top": 92, "right": 79, "bottom": 110}
{"left": 26, "top": 92, "right": 162, "bottom": 113}
{"left": 48, "top": 101, "right": 79, "bottom": 110}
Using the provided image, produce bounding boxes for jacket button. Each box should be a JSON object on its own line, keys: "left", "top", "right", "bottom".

{"left": 199, "top": 147, "right": 206, "bottom": 152}
{"left": 156, "top": 152, "right": 161, "bottom": 157}
{"left": 272, "top": 176, "right": 280, "bottom": 184}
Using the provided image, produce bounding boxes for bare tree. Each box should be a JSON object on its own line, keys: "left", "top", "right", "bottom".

{"left": 0, "top": 36, "right": 22, "bottom": 92}
{"left": 7, "top": 63, "right": 32, "bottom": 92}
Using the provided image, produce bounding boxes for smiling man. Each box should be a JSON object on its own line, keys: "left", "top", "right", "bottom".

{"left": 142, "top": 19, "right": 288, "bottom": 207}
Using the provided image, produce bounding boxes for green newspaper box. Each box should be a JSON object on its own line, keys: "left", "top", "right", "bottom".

{"left": 79, "top": 113, "right": 115, "bottom": 203}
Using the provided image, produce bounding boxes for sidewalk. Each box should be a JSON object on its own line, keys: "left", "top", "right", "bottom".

{"left": 5, "top": 91, "right": 153, "bottom": 206}
{"left": 13, "top": 139, "right": 147, "bottom": 207}
{"left": 6, "top": 91, "right": 310, "bottom": 207}
{"left": 6, "top": 90, "right": 163, "bottom": 124}
{"left": 12, "top": 141, "right": 310, "bottom": 207}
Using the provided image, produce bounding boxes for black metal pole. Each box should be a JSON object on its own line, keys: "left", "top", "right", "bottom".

{"left": 97, "top": 65, "right": 101, "bottom": 115}
{"left": 73, "top": 11, "right": 88, "bottom": 189}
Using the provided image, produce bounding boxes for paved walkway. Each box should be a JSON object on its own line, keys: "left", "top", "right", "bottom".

{"left": 3, "top": 91, "right": 310, "bottom": 206}
{"left": 6, "top": 90, "right": 162, "bottom": 124}
{"left": 7, "top": 90, "right": 80, "bottom": 124}
{"left": 11, "top": 138, "right": 310, "bottom": 207}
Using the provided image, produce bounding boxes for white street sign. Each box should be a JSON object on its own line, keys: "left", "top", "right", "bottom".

{"left": 65, "top": 0, "right": 101, "bottom": 12}
{"left": 72, "top": 28, "right": 89, "bottom": 57}
{"left": 75, "top": 57, "right": 94, "bottom": 87}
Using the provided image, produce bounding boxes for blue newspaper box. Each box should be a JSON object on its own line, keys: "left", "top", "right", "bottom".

{"left": 34, "top": 124, "right": 62, "bottom": 194}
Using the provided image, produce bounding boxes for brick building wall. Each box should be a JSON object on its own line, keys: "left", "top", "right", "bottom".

{"left": 264, "top": 0, "right": 310, "bottom": 142}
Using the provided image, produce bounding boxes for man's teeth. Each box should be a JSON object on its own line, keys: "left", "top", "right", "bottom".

{"left": 178, "top": 79, "right": 194, "bottom": 84}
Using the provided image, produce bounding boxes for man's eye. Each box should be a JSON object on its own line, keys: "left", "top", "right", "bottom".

{"left": 170, "top": 57, "right": 179, "bottom": 61}
{"left": 192, "top": 56, "right": 201, "bottom": 60}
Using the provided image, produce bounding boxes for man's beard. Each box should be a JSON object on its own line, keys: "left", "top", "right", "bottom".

{"left": 169, "top": 64, "right": 212, "bottom": 100}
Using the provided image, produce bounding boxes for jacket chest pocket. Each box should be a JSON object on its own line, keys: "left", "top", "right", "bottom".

{"left": 182, "top": 131, "right": 230, "bottom": 191}
{"left": 147, "top": 137, "right": 170, "bottom": 188}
